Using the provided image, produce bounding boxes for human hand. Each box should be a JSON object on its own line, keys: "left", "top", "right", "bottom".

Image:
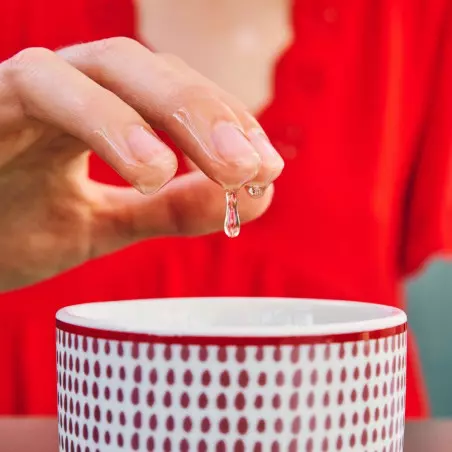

{"left": 0, "top": 38, "right": 284, "bottom": 291}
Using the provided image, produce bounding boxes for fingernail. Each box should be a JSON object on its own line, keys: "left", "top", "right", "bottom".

{"left": 126, "top": 126, "right": 177, "bottom": 194}
{"left": 248, "top": 129, "right": 285, "bottom": 173}
{"left": 134, "top": 180, "right": 170, "bottom": 195}
{"left": 212, "top": 122, "right": 261, "bottom": 168}
{"left": 126, "top": 126, "right": 174, "bottom": 165}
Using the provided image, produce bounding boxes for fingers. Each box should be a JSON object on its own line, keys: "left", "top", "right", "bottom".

{"left": 159, "top": 54, "right": 285, "bottom": 191}
{"left": 229, "top": 106, "right": 285, "bottom": 196}
{"left": 90, "top": 171, "right": 274, "bottom": 254}
{"left": 57, "top": 38, "right": 283, "bottom": 190}
{"left": 2, "top": 39, "right": 284, "bottom": 195}
{"left": 184, "top": 156, "right": 200, "bottom": 172}
{"left": 2, "top": 47, "right": 178, "bottom": 194}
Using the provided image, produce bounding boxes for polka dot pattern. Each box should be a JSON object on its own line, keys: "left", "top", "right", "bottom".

{"left": 57, "top": 329, "right": 406, "bottom": 451}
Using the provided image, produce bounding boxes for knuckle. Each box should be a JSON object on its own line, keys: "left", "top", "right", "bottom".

{"left": 92, "top": 36, "right": 143, "bottom": 56}
{"left": 158, "top": 52, "right": 185, "bottom": 67}
{"left": 158, "top": 53, "right": 211, "bottom": 87}
{"left": 7, "top": 47, "right": 54, "bottom": 71}
{"left": 178, "top": 83, "right": 217, "bottom": 104}
{"left": 2, "top": 47, "right": 55, "bottom": 92}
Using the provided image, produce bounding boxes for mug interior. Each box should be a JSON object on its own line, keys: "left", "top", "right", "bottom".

{"left": 56, "top": 297, "right": 406, "bottom": 337}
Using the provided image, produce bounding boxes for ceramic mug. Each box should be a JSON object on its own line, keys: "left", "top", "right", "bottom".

{"left": 56, "top": 297, "right": 407, "bottom": 451}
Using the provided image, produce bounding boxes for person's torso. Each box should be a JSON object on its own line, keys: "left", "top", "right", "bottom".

{"left": 0, "top": 0, "right": 442, "bottom": 306}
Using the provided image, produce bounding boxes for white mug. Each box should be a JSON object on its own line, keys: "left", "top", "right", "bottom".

{"left": 56, "top": 297, "right": 407, "bottom": 451}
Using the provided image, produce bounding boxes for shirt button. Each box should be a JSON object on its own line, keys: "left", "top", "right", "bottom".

{"left": 278, "top": 143, "right": 298, "bottom": 160}
{"left": 275, "top": 124, "right": 305, "bottom": 159}
{"left": 284, "top": 124, "right": 304, "bottom": 143}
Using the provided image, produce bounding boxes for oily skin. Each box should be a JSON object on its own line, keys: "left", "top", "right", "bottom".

{"left": 0, "top": 38, "right": 284, "bottom": 292}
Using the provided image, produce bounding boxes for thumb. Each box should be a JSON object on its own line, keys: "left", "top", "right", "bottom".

{"left": 90, "top": 171, "right": 274, "bottom": 256}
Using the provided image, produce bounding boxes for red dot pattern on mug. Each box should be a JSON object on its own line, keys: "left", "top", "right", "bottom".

{"left": 57, "top": 329, "right": 406, "bottom": 451}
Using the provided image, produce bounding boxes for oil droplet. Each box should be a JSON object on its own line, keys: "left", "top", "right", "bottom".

{"left": 246, "top": 185, "right": 265, "bottom": 198}
{"left": 224, "top": 190, "right": 240, "bottom": 238}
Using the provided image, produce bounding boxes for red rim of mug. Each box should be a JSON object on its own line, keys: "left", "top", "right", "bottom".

{"left": 56, "top": 320, "right": 407, "bottom": 346}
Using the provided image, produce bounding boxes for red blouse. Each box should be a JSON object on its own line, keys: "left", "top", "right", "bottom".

{"left": 0, "top": 0, "right": 451, "bottom": 418}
